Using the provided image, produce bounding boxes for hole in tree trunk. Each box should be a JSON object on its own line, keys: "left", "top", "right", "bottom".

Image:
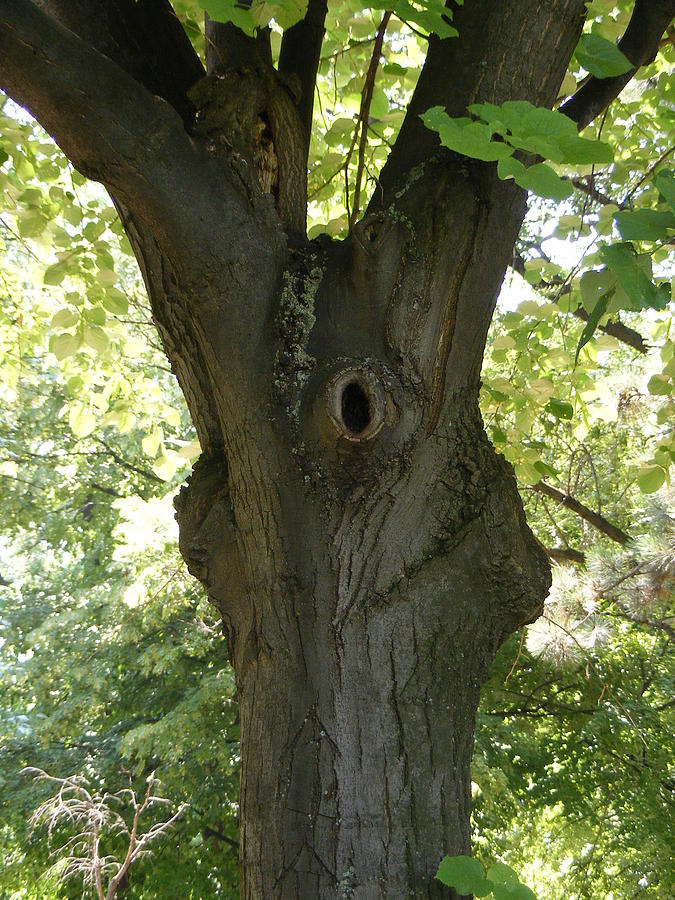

{"left": 341, "top": 380, "right": 371, "bottom": 435}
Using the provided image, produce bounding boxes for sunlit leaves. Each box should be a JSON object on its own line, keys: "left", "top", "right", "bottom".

{"left": 498, "top": 158, "right": 574, "bottom": 202}
{"left": 613, "top": 209, "right": 675, "bottom": 242}
{"left": 600, "top": 243, "right": 669, "bottom": 311}
{"left": 422, "top": 100, "right": 613, "bottom": 200}
{"left": 371, "top": 0, "right": 458, "bottom": 39}
{"left": 198, "top": 0, "right": 308, "bottom": 34}
{"left": 574, "top": 33, "right": 632, "bottom": 78}
{"left": 436, "top": 855, "right": 536, "bottom": 899}
{"left": 420, "top": 108, "right": 512, "bottom": 162}
{"left": 653, "top": 168, "right": 675, "bottom": 209}
{"left": 636, "top": 464, "right": 666, "bottom": 493}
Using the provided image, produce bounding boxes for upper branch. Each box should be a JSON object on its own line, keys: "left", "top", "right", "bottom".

{"left": 204, "top": 13, "right": 272, "bottom": 74}
{"left": 33, "top": 0, "right": 205, "bottom": 124}
{"left": 0, "top": 1, "right": 261, "bottom": 267}
{"left": 560, "top": 0, "right": 675, "bottom": 129}
{"left": 375, "top": 0, "right": 588, "bottom": 203}
{"left": 1, "top": 0, "right": 288, "bottom": 418}
{"left": 278, "top": 0, "right": 328, "bottom": 146}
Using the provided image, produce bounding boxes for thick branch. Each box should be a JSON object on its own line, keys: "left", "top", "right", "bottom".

{"left": 0, "top": 1, "right": 224, "bottom": 257}
{"left": 376, "top": 0, "right": 587, "bottom": 202}
{"left": 204, "top": 13, "right": 271, "bottom": 74}
{"left": 572, "top": 306, "right": 648, "bottom": 354}
{"left": 33, "top": 0, "right": 205, "bottom": 124}
{"left": 560, "top": 0, "right": 675, "bottom": 130}
{"left": 278, "top": 0, "right": 328, "bottom": 145}
{"left": 533, "top": 481, "right": 630, "bottom": 545}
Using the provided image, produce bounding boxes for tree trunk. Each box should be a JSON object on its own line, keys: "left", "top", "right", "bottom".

{"left": 174, "top": 162, "right": 551, "bottom": 896}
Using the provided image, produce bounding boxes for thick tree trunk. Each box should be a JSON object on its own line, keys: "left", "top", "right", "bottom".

{"left": 176, "top": 391, "right": 548, "bottom": 897}
{"left": 174, "top": 160, "right": 552, "bottom": 892}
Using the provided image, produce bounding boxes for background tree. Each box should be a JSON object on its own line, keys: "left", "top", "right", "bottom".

{"left": 0, "top": 1, "right": 673, "bottom": 897}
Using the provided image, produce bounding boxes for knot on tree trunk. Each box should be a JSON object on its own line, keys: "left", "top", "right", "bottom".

{"left": 174, "top": 451, "right": 245, "bottom": 622}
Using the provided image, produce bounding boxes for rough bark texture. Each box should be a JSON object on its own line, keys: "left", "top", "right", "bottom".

{"left": 2, "top": 0, "right": 669, "bottom": 895}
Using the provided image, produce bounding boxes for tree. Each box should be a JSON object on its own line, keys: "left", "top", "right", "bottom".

{"left": 0, "top": 1, "right": 673, "bottom": 896}
{"left": 25, "top": 769, "right": 186, "bottom": 900}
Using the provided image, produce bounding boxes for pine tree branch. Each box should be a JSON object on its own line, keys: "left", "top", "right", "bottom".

{"left": 545, "top": 546, "right": 587, "bottom": 565}
{"left": 560, "top": 0, "right": 675, "bottom": 130}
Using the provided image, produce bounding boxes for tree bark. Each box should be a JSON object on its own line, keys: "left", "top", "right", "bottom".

{"left": 173, "top": 160, "right": 551, "bottom": 895}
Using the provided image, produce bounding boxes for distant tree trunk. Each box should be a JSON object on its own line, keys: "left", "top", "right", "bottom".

{"left": 6, "top": 0, "right": 666, "bottom": 894}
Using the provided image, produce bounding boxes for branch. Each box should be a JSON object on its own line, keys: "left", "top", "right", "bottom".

{"left": 0, "top": 0, "right": 287, "bottom": 399}
{"left": 545, "top": 546, "right": 587, "bottom": 565}
{"left": 347, "top": 12, "right": 392, "bottom": 229}
{"left": 0, "top": 1, "right": 223, "bottom": 258}
{"left": 204, "top": 13, "right": 272, "bottom": 74}
{"left": 560, "top": 0, "right": 675, "bottom": 130}
{"left": 532, "top": 481, "right": 630, "bottom": 545}
{"left": 572, "top": 305, "right": 649, "bottom": 354}
{"left": 510, "top": 252, "right": 649, "bottom": 354}
{"left": 278, "top": 0, "right": 328, "bottom": 145}
{"left": 33, "top": 0, "right": 205, "bottom": 124}
{"left": 376, "top": 0, "right": 588, "bottom": 203}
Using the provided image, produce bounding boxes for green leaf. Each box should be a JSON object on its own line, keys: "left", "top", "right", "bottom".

{"left": 492, "top": 884, "right": 537, "bottom": 900}
{"left": 373, "top": 0, "right": 457, "bottom": 38}
{"left": 614, "top": 209, "right": 675, "bottom": 242}
{"left": 637, "top": 465, "right": 666, "bottom": 494}
{"left": 519, "top": 163, "right": 573, "bottom": 201}
{"left": 653, "top": 168, "right": 675, "bottom": 211}
{"left": 497, "top": 157, "right": 573, "bottom": 201}
{"left": 102, "top": 288, "right": 129, "bottom": 315}
{"left": 198, "top": 0, "right": 256, "bottom": 33}
{"left": 534, "top": 460, "right": 558, "bottom": 478}
{"left": 51, "top": 331, "right": 81, "bottom": 360}
{"left": 420, "top": 108, "right": 512, "bottom": 162}
{"left": 580, "top": 269, "right": 615, "bottom": 312}
{"left": 647, "top": 375, "right": 672, "bottom": 396}
{"left": 43, "top": 261, "right": 68, "bottom": 286}
{"left": 575, "top": 290, "right": 611, "bottom": 362}
{"left": 557, "top": 134, "right": 614, "bottom": 165}
{"left": 436, "top": 856, "right": 492, "bottom": 896}
{"left": 546, "top": 397, "right": 574, "bottom": 419}
{"left": 83, "top": 325, "right": 109, "bottom": 354}
{"left": 68, "top": 404, "right": 96, "bottom": 438}
{"left": 470, "top": 100, "right": 576, "bottom": 141}
{"left": 600, "top": 243, "right": 670, "bottom": 310}
{"left": 575, "top": 33, "right": 633, "bottom": 78}
{"left": 51, "top": 308, "right": 79, "bottom": 329}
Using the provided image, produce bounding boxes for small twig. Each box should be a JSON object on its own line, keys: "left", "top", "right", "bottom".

{"left": 504, "top": 629, "right": 526, "bottom": 683}
{"left": 345, "top": 12, "right": 391, "bottom": 229}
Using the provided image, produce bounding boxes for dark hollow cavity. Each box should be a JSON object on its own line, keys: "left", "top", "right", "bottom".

{"left": 341, "top": 380, "right": 371, "bottom": 434}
